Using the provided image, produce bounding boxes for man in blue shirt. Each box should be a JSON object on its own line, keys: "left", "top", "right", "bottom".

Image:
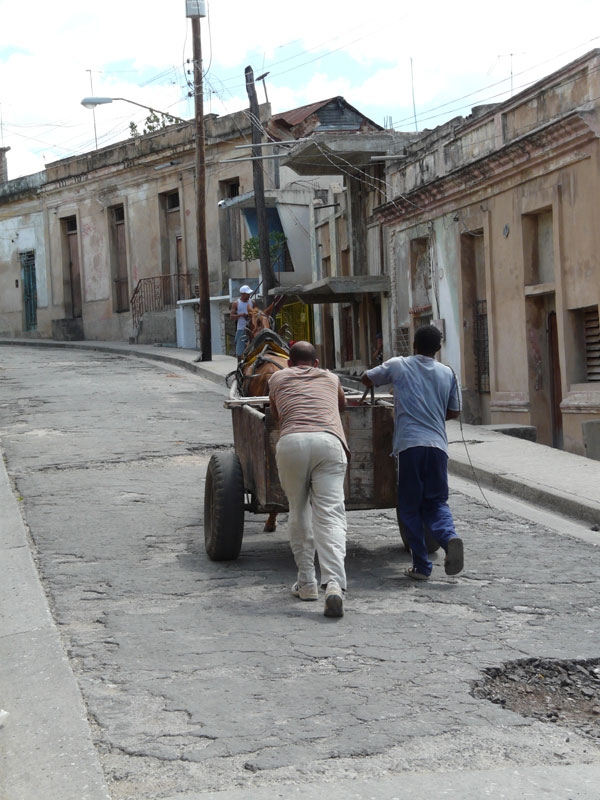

{"left": 362, "top": 325, "right": 463, "bottom": 580}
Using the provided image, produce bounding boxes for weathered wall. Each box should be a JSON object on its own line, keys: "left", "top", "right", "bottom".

{"left": 378, "top": 49, "right": 600, "bottom": 454}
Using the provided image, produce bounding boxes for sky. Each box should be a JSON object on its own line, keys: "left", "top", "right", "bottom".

{"left": 1, "top": 0, "right": 598, "bottom": 181}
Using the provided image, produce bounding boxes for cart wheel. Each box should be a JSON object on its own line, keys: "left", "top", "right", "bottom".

{"left": 396, "top": 508, "right": 441, "bottom": 554}
{"left": 204, "top": 452, "right": 245, "bottom": 561}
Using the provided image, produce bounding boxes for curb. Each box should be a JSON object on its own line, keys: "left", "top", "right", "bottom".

{"left": 0, "top": 452, "right": 110, "bottom": 800}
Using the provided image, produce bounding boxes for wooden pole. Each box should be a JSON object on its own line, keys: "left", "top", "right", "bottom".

{"left": 245, "top": 66, "right": 276, "bottom": 301}
{"left": 192, "top": 16, "right": 212, "bottom": 360}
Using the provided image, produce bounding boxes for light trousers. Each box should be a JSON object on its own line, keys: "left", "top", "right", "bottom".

{"left": 275, "top": 432, "right": 348, "bottom": 589}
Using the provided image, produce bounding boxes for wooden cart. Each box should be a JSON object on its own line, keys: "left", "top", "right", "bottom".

{"left": 204, "top": 388, "right": 438, "bottom": 560}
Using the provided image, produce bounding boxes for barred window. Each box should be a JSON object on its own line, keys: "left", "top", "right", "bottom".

{"left": 474, "top": 299, "right": 490, "bottom": 393}
{"left": 394, "top": 326, "right": 410, "bottom": 357}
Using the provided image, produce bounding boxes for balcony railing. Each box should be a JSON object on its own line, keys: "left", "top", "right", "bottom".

{"left": 131, "top": 273, "right": 196, "bottom": 329}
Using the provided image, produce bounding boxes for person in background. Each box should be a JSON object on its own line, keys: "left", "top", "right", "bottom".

{"left": 230, "top": 285, "right": 255, "bottom": 360}
{"left": 268, "top": 341, "right": 349, "bottom": 618}
{"left": 361, "top": 325, "right": 463, "bottom": 581}
{"left": 372, "top": 331, "right": 384, "bottom": 365}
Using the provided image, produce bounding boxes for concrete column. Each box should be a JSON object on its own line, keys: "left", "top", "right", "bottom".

{"left": 0, "top": 147, "right": 10, "bottom": 183}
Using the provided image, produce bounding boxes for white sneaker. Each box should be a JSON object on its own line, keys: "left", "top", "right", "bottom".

{"left": 324, "top": 581, "right": 344, "bottom": 618}
{"left": 291, "top": 581, "right": 318, "bottom": 601}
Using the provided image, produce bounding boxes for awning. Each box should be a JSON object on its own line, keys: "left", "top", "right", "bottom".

{"left": 269, "top": 275, "right": 390, "bottom": 304}
{"left": 280, "top": 133, "right": 398, "bottom": 176}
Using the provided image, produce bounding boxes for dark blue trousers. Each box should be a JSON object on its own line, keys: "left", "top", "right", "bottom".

{"left": 396, "top": 446, "right": 457, "bottom": 576}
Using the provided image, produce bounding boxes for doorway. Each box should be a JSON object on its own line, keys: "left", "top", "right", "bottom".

{"left": 525, "top": 294, "right": 562, "bottom": 447}
{"left": 64, "top": 216, "right": 82, "bottom": 318}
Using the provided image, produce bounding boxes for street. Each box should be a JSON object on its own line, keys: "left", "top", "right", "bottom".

{"left": 1, "top": 346, "right": 599, "bottom": 800}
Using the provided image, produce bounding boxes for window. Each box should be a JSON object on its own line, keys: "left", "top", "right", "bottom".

{"left": 394, "top": 326, "right": 410, "bottom": 357}
{"left": 226, "top": 180, "right": 239, "bottom": 199}
{"left": 523, "top": 209, "right": 554, "bottom": 285}
{"left": 410, "top": 237, "right": 431, "bottom": 309}
{"left": 110, "top": 204, "right": 129, "bottom": 312}
{"left": 20, "top": 250, "right": 37, "bottom": 331}
{"left": 219, "top": 179, "right": 241, "bottom": 262}
{"left": 584, "top": 306, "right": 600, "bottom": 382}
{"left": 474, "top": 299, "right": 490, "bottom": 392}
{"left": 166, "top": 190, "right": 180, "bottom": 212}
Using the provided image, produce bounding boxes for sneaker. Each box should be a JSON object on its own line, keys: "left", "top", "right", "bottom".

{"left": 324, "top": 581, "right": 344, "bottom": 617}
{"left": 291, "top": 581, "right": 318, "bottom": 601}
{"left": 445, "top": 537, "right": 464, "bottom": 576}
{"left": 405, "top": 566, "right": 429, "bottom": 581}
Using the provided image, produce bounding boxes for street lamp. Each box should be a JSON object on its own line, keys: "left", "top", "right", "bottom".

{"left": 81, "top": 55, "right": 212, "bottom": 360}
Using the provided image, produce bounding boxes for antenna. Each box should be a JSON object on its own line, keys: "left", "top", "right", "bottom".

{"left": 498, "top": 52, "right": 525, "bottom": 97}
{"left": 410, "top": 57, "right": 418, "bottom": 132}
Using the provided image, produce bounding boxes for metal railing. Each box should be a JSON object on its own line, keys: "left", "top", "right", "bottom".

{"left": 131, "top": 273, "right": 196, "bottom": 329}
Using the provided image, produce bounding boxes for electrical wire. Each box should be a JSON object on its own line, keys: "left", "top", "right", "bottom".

{"left": 448, "top": 365, "right": 492, "bottom": 508}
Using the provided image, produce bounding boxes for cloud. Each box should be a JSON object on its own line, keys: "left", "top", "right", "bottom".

{"left": 0, "top": 0, "right": 597, "bottom": 179}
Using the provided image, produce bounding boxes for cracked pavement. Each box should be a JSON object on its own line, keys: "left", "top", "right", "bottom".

{"left": 1, "top": 346, "right": 599, "bottom": 799}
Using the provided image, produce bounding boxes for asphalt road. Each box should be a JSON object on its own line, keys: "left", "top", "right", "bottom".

{"left": 1, "top": 346, "right": 599, "bottom": 800}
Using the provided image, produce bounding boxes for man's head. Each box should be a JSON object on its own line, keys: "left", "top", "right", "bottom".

{"left": 288, "top": 341, "right": 318, "bottom": 367}
{"left": 239, "top": 284, "right": 252, "bottom": 300}
{"left": 413, "top": 325, "right": 442, "bottom": 357}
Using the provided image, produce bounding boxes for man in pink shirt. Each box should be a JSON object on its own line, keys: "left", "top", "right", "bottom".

{"left": 269, "top": 341, "right": 349, "bottom": 618}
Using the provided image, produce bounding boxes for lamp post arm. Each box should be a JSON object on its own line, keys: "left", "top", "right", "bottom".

{"left": 112, "top": 99, "right": 187, "bottom": 124}
{"left": 81, "top": 96, "right": 187, "bottom": 124}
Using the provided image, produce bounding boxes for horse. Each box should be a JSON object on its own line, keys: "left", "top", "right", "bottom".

{"left": 229, "top": 298, "right": 291, "bottom": 532}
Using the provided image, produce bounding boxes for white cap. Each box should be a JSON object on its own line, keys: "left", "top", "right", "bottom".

{"left": 240, "top": 285, "right": 252, "bottom": 294}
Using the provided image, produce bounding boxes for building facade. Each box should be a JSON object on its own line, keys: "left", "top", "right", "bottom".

{"left": 0, "top": 97, "right": 381, "bottom": 354}
{"left": 376, "top": 50, "right": 600, "bottom": 456}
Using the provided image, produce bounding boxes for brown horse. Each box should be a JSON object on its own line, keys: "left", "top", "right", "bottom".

{"left": 238, "top": 300, "right": 289, "bottom": 396}
{"left": 237, "top": 301, "right": 290, "bottom": 531}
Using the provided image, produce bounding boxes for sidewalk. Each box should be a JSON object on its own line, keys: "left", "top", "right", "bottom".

{"left": 2, "top": 337, "right": 599, "bottom": 528}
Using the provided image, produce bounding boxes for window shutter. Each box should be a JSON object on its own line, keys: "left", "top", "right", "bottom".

{"left": 585, "top": 307, "right": 600, "bottom": 381}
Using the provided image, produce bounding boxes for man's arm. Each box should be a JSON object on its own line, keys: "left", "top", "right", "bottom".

{"left": 361, "top": 373, "right": 374, "bottom": 389}
{"left": 446, "top": 369, "right": 461, "bottom": 420}
{"left": 269, "top": 383, "right": 280, "bottom": 422}
{"left": 337, "top": 381, "right": 347, "bottom": 412}
{"left": 229, "top": 300, "right": 239, "bottom": 321}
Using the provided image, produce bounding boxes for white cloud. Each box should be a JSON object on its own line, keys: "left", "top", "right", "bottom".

{"left": 0, "top": 0, "right": 597, "bottom": 178}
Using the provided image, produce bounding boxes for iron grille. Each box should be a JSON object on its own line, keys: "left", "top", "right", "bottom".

{"left": 20, "top": 250, "right": 37, "bottom": 332}
{"left": 130, "top": 273, "right": 194, "bottom": 329}
{"left": 474, "top": 299, "right": 490, "bottom": 393}
{"left": 394, "top": 326, "right": 410, "bottom": 357}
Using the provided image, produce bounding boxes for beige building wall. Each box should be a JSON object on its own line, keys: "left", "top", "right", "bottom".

{"left": 378, "top": 49, "right": 600, "bottom": 455}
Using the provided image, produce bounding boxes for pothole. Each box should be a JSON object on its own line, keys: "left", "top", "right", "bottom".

{"left": 471, "top": 657, "right": 600, "bottom": 741}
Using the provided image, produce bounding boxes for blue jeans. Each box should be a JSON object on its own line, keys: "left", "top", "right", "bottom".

{"left": 235, "top": 328, "right": 248, "bottom": 357}
{"left": 396, "top": 446, "right": 457, "bottom": 576}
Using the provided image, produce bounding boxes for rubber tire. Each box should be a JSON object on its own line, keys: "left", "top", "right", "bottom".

{"left": 204, "top": 452, "right": 245, "bottom": 561}
{"left": 397, "top": 507, "right": 441, "bottom": 554}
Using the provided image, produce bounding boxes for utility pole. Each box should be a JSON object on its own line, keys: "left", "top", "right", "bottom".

{"left": 189, "top": 2, "right": 211, "bottom": 359}
{"left": 86, "top": 69, "right": 98, "bottom": 148}
{"left": 245, "top": 66, "right": 276, "bottom": 301}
